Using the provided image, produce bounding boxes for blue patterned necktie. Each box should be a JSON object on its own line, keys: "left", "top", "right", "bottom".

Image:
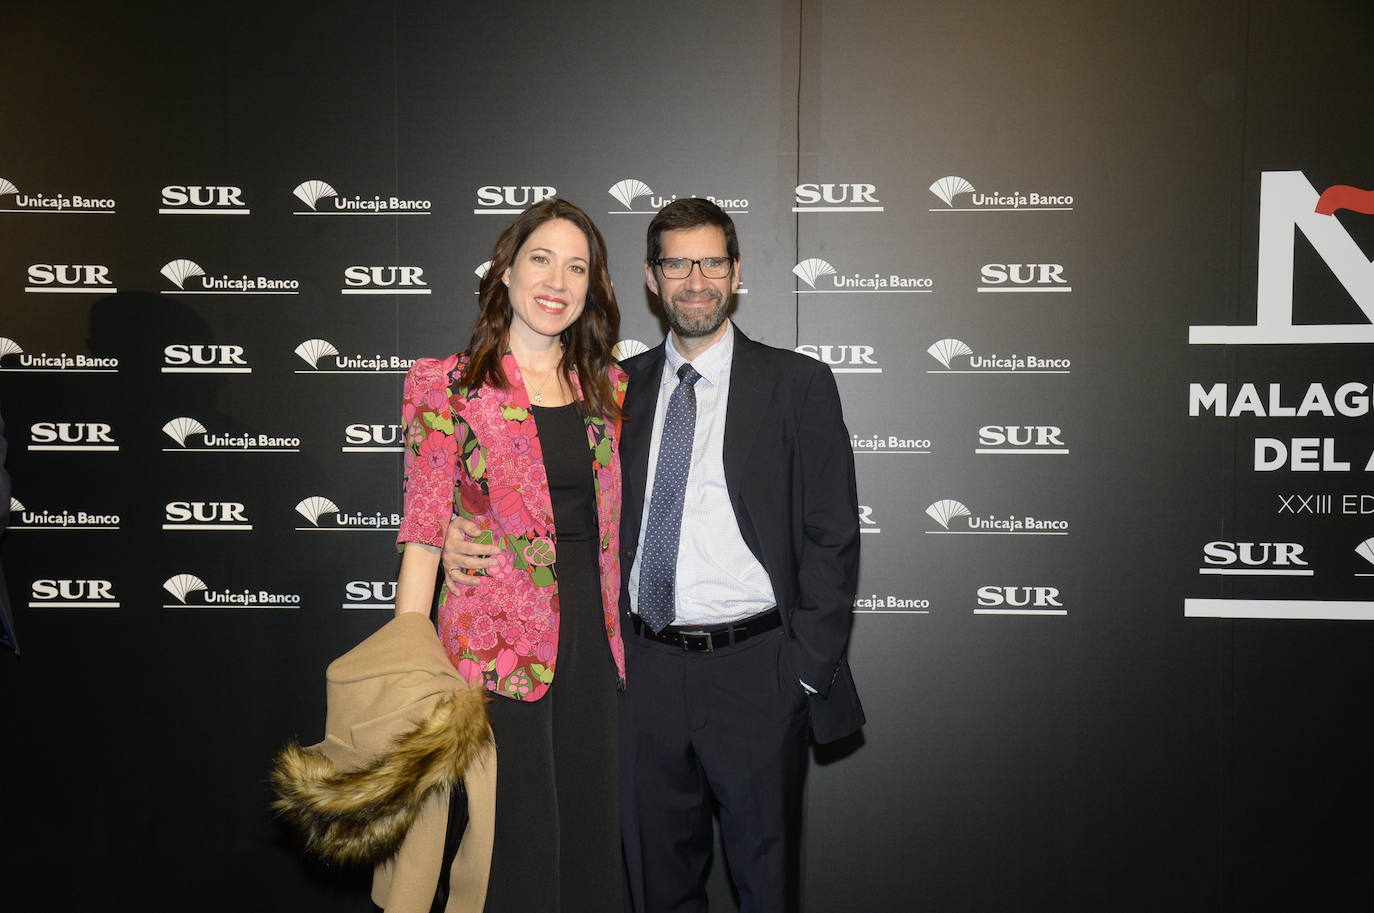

{"left": 637, "top": 362, "right": 702, "bottom": 633}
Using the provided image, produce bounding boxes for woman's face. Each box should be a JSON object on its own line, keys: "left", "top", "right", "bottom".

{"left": 502, "top": 218, "right": 590, "bottom": 348}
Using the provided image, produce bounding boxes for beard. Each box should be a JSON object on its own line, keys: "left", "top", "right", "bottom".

{"left": 663, "top": 288, "right": 730, "bottom": 338}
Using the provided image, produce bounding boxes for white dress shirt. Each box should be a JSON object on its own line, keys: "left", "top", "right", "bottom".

{"left": 628, "top": 324, "right": 776, "bottom": 626}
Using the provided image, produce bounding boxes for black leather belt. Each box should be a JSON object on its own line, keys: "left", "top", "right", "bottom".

{"left": 630, "top": 608, "right": 780, "bottom": 652}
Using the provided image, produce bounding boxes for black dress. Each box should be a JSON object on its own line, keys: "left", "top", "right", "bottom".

{"left": 482, "top": 402, "right": 622, "bottom": 912}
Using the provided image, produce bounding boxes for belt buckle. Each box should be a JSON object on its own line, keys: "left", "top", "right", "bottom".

{"left": 676, "top": 629, "right": 714, "bottom": 652}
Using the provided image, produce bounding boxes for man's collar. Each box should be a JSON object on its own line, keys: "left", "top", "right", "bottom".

{"left": 663, "top": 320, "right": 733, "bottom": 386}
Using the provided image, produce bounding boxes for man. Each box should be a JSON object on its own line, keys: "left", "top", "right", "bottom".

{"left": 444, "top": 199, "right": 863, "bottom": 912}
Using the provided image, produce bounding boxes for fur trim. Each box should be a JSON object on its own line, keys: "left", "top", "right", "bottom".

{"left": 271, "top": 686, "right": 491, "bottom": 865}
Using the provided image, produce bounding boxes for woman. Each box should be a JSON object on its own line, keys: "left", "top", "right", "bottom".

{"left": 394, "top": 198, "right": 627, "bottom": 911}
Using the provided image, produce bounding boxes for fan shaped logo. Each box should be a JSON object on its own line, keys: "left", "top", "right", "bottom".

{"left": 1191, "top": 171, "right": 1374, "bottom": 345}
{"left": 612, "top": 339, "right": 650, "bottom": 361}
{"left": 925, "top": 338, "right": 1071, "bottom": 374}
{"left": 162, "top": 572, "right": 301, "bottom": 608}
{"left": 1356, "top": 537, "right": 1374, "bottom": 577}
{"left": 0, "top": 176, "right": 117, "bottom": 214}
{"left": 606, "top": 178, "right": 749, "bottom": 216}
{"left": 159, "top": 185, "right": 250, "bottom": 215}
{"left": 342, "top": 422, "right": 405, "bottom": 452}
{"left": 978, "top": 263, "right": 1070, "bottom": 293}
{"left": 794, "top": 344, "right": 882, "bottom": 374}
{"left": 8, "top": 496, "right": 120, "bottom": 530}
{"left": 925, "top": 498, "right": 1069, "bottom": 535}
{"left": 294, "top": 495, "right": 400, "bottom": 531}
{"left": 793, "top": 182, "right": 883, "bottom": 213}
{"left": 0, "top": 336, "right": 119, "bottom": 374}
{"left": 341, "top": 265, "right": 430, "bottom": 295}
{"left": 928, "top": 175, "right": 1073, "bottom": 212}
{"left": 850, "top": 431, "right": 932, "bottom": 454}
{"left": 25, "top": 263, "right": 116, "bottom": 294}
{"left": 162, "top": 500, "right": 253, "bottom": 531}
{"left": 793, "top": 256, "right": 933, "bottom": 294}
{"left": 293, "top": 338, "right": 414, "bottom": 374}
{"left": 293, "top": 179, "right": 432, "bottom": 216}
{"left": 161, "top": 416, "right": 301, "bottom": 452}
{"left": 29, "top": 578, "right": 120, "bottom": 608}
{"left": 608, "top": 179, "right": 655, "bottom": 213}
{"left": 475, "top": 184, "right": 556, "bottom": 215}
{"left": 160, "top": 258, "right": 300, "bottom": 295}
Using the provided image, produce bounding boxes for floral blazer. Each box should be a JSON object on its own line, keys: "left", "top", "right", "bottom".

{"left": 396, "top": 352, "right": 628, "bottom": 701}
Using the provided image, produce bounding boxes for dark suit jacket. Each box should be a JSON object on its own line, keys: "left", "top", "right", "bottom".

{"left": 618, "top": 326, "right": 864, "bottom": 743}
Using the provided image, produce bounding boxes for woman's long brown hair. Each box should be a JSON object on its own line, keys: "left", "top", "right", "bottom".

{"left": 460, "top": 198, "right": 623, "bottom": 420}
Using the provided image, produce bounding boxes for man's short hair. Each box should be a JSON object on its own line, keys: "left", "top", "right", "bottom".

{"left": 646, "top": 198, "right": 740, "bottom": 263}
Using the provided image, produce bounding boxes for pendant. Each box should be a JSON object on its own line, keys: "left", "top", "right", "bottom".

{"left": 533, "top": 392, "right": 543, "bottom": 403}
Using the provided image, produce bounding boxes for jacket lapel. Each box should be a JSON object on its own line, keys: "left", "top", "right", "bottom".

{"left": 497, "top": 353, "right": 555, "bottom": 530}
{"left": 618, "top": 343, "right": 665, "bottom": 549}
{"left": 722, "top": 327, "right": 772, "bottom": 501}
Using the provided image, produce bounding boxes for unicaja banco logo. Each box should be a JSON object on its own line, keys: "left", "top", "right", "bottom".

{"left": 0, "top": 176, "right": 117, "bottom": 213}
{"left": 928, "top": 339, "right": 972, "bottom": 369}
{"left": 0, "top": 337, "right": 118, "bottom": 373}
{"left": 295, "top": 179, "right": 431, "bottom": 215}
{"left": 793, "top": 257, "right": 932, "bottom": 294}
{"left": 605, "top": 178, "right": 748, "bottom": 215}
{"left": 161, "top": 416, "right": 300, "bottom": 452}
{"left": 609, "top": 179, "right": 654, "bottom": 211}
{"left": 295, "top": 339, "right": 339, "bottom": 369}
{"left": 161, "top": 259, "right": 205, "bottom": 290}
{"left": 294, "top": 495, "right": 400, "bottom": 531}
{"left": 928, "top": 174, "right": 1073, "bottom": 212}
{"left": 160, "top": 258, "right": 299, "bottom": 295}
{"left": 163, "top": 574, "right": 209, "bottom": 605}
{"left": 293, "top": 338, "right": 413, "bottom": 374}
{"left": 8, "top": 496, "right": 120, "bottom": 531}
{"left": 295, "top": 496, "right": 340, "bottom": 527}
{"left": 925, "top": 498, "right": 1069, "bottom": 535}
{"left": 1357, "top": 538, "right": 1374, "bottom": 575}
{"left": 293, "top": 180, "right": 337, "bottom": 211}
{"left": 793, "top": 258, "right": 836, "bottom": 289}
{"left": 926, "top": 499, "right": 971, "bottom": 530}
{"left": 926, "top": 338, "right": 1071, "bottom": 374}
{"left": 162, "top": 417, "right": 207, "bottom": 447}
{"left": 929, "top": 176, "right": 976, "bottom": 207}
{"left": 612, "top": 339, "right": 649, "bottom": 361}
{"left": 162, "top": 572, "right": 301, "bottom": 608}
{"left": 1191, "top": 171, "right": 1374, "bottom": 344}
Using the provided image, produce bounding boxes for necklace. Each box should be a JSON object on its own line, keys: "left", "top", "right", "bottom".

{"left": 526, "top": 364, "right": 557, "bottom": 404}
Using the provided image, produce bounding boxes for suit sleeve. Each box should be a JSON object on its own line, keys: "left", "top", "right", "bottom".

{"left": 788, "top": 361, "right": 861, "bottom": 696}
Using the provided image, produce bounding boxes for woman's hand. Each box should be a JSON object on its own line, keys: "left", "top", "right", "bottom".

{"left": 442, "top": 515, "right": 501, "bottom": 586}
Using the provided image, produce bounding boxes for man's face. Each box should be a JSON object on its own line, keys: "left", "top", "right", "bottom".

{"left": 645, "top": 225, "right": 739, "bottom": 341}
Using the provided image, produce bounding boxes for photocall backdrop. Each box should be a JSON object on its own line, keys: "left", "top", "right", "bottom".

{"left": 3, "top": 0, "right": 1372, "bottom": 909}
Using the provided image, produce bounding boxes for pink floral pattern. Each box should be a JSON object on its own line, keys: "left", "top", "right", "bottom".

{"left": 397, "top": 352, "right": 628, "bottom": 701}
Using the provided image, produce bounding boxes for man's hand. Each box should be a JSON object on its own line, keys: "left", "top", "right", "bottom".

{"left": 442, "top": 515, "right": 500, "bottom": 586}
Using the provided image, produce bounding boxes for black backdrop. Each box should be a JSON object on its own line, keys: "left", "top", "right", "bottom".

{"left": 3, "top": 1, "right": 1374, "bottom": 910}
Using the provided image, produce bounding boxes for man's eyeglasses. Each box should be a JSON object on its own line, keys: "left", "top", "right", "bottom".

{"left": 651, "top": 257, "right": 734, "bottom": 280}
